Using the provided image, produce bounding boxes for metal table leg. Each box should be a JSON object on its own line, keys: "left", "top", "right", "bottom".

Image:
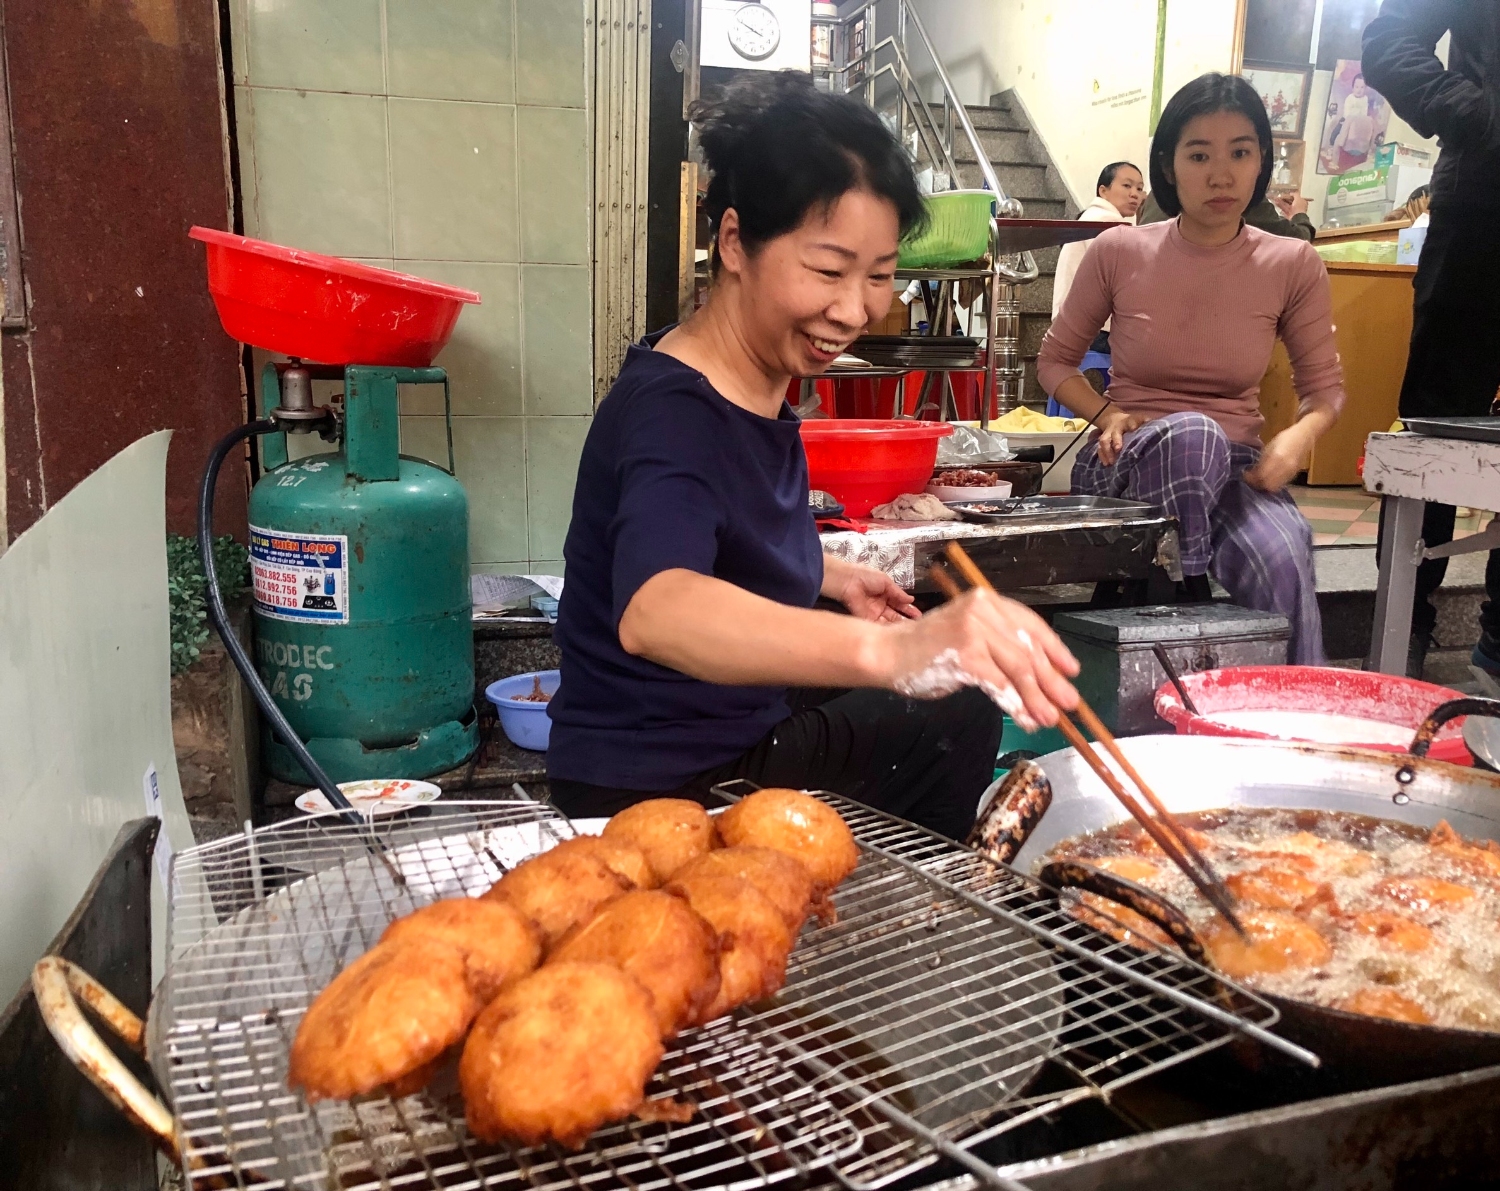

{"left": 1369, "top": 494, "right": 1425, "bottom": 674}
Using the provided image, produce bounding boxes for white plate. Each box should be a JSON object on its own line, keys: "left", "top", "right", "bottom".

{"left": 295, "top": 778, "right": 443, "bottom": 817}
{"left": 926, "top": 480, "right": 1013, "bottom": 502}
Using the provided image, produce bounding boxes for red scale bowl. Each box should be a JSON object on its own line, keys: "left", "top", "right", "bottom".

{"left": 800, "top": 419, "right": 954, "bottom": 518}
{"left": 189, "top": 227, "right": 480, "bottom": 366}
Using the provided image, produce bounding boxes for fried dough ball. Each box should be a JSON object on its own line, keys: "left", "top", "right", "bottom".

{"left": 667, "top": 871, "right": 795, "bottom": 1021}
{"left": 1428, "top": 819, "right": 1500, "bottom": 878}
{"left": 1335, "top": 987, "right": 1431, "bottom": 1025}
{"left": 1374, "top": 875, "right": 1476, "bottom": 914}
{"left": 1225, "top": 865, "right": 1325, "bottom": 913}
{"left": 1347, "top": 909, "right": 1435, "bottom": 953}
{"left": 547, "top": 834, "right": 658, "bottom": 890}
{"left": 549, "top": 890, "right": 720, "bottom": 1034}
{"left": 716, "top": 789, "right": 858, "bottom": 889}
{"left": 289, "top": 937, "right": 479, "bottom": 1101}
{"left": 671, "top": 846, "right": 818, "bottom": 932}
{"left": 1128, "top": 824, "right": 1214, "bottom": 859}
{"left": 1250, "top": 832, "right": 1375, "bottom": 878}
{"left": 379, "top": 897, "right": 543, "bottom": 1003}
{"left": 484, "top": 845, "right": 634, "bottom": 947}
{"left": 459, "top": 962, "right": 663, "bottom": 1148}
{"left": 1202, "top": 909, "right": 1332, "bottom": 981}
{"left": 602, "top": 798, "right": 717, "bottom": 883}
{"left": 1087, "top": 855, "right": 1162, "bottom": 884}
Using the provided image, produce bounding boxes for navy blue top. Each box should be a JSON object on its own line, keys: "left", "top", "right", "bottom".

{"left": 547, "top": 335, "right": 824, "bottom": 789}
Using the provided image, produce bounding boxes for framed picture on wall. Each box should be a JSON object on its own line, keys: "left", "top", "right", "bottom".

{"left": 1240, "top": 61, "right": 1313, "bottom": 139}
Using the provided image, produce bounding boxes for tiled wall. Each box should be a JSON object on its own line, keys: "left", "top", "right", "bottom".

{"left": 231, "top": 0, "right": 592, "bottom": 577}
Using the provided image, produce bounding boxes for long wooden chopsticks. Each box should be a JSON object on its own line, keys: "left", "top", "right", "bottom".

{"left": 931, "top": 541, "right": 1247, "bottom": 937}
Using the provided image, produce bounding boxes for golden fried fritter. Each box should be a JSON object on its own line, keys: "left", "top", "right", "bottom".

{"left": 380, "top": 897, "right": 542, "bottom": 1002}
{"left": 1335, "top": 987, "right": 1431, "bottom": 1024}
{"left": 716, "top": 788, "right": 858, "bottom": 889}
{"left": 603, "top": 798, "right": 718, "bottom": 883}
{"left": 484, "top": 844, "right": 634, "bottom": 947}
{"left": 671, "top": 846, "right": 818, "bottom": 932}
{"left": 1202, "top": 910, "right": 1332, "bottom": 980}
{"left": 289, "top": 937, "right": 479, "bottom": 1101}
{"left": 666, "top": 871, "right": 794, "bottom": 1021}
{"left": 547, "top": 834, "right": 658, "bottom": 890}
{"left": 549, "top": 890, "right": 719, "bottom": 1034}
{"left": 460, "top": 961, "right": 663, "bottom": 1147}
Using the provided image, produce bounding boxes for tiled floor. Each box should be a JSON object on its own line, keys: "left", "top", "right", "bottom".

{"left": 1291, "top": 485, "right": 1494, "bottom": 547}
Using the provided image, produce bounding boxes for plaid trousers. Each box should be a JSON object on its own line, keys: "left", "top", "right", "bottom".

{"left": 1072, "top": 411, "right": 1324, "bottom": 664}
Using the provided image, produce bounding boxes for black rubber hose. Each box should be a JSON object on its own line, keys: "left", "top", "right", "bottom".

{"left": 198, "top": 420, "right": 356, "bottom": 815}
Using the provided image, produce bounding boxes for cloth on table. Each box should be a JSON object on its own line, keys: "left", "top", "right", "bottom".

{"left": 870, "top": 493, "right": 961, "bottom": 522}
{"left": 1072, "top": 411, "right": 1324, "bottom": 664}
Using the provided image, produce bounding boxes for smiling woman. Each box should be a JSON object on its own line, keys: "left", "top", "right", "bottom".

{"left": 544, "top": 73, "right": 1082, "bottom": 838}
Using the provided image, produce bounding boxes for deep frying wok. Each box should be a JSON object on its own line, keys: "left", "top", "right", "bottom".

{"left": 972, "top": 734, "right": 1500, "bottom": 1087}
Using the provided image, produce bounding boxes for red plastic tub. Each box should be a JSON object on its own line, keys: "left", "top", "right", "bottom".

{"left": 1154, "top": 665, "right": 1473, "bottom": 765}
{"left": 189, "top": 227, "right": 480, "bottom": 366}
{"left": 800, "top": 419, "right": 954, "bottom": 518}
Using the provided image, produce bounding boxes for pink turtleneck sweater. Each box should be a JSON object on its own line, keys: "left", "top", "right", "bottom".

{"left": 1036, "top": 220, "right": 1345, "bottom": 447}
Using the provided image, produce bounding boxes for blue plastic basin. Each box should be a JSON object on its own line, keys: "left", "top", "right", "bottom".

{"left": 485, "top": 670, "right": 559, "bottom": 751}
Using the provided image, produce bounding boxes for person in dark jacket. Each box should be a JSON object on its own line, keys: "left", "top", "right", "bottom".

{"left": 1363, "top": 0, "right": 1500, "bottom": 676}
{"left": 1138, "top": 191, "right": 1316, "bottom": 240}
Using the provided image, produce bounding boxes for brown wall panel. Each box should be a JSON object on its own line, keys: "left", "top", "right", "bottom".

{"left": 1, "top": 0, "right": 245, "bottom": 542}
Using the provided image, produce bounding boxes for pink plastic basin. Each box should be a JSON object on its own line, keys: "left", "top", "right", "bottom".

{"left": 800, "top": 419, "right": 954, "bottom": 518}
{"left": 189, "top": 227, "right": 480, "bottom": 366}
{"left": 1154, "top": 665, "right": 1472, "bottom": 765}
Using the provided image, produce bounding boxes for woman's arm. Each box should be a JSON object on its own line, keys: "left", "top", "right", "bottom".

{"left": 618, "top": 568, "right": 1079, "bottom": 729}
{"left": 821, "top": 553, "right": 919, "bottom": 623}
{"left": 1244, "top": 247, "right": 1347, "bottom": 491}
{"left": 1036, "top": 230, "right": 1117, "bottom": 398}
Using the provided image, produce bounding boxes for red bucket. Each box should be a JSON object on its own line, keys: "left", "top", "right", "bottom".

{"left": 189, "top": 227, "right": 480, "bottom": 366}
{"left": 1154, "top": 665, "right": 1473, "bottom": 765}
{"left": 799, "top": 419, "right": 953, "bottom": 518}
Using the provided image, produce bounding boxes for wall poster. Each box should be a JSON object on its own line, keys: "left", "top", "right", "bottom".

{"left": 1317, "top": 59, "right": 1393, "bottom": 175}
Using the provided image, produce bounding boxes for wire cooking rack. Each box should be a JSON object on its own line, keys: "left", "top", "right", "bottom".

{"left": 157, "top": 794, "right": 1287, "bottom": 1191}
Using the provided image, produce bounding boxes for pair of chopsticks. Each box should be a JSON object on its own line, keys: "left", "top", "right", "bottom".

{"left": 930, "top": 542, "right": 1247, "bottom": 937}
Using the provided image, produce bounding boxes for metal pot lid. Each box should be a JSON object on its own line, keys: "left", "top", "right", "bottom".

{"left": 1465, "top": 713, "right": 1500, "bottom": 770}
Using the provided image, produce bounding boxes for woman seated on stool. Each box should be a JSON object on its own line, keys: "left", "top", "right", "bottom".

{"left": 546, "top": 73, "right": 1080, "bottom": 840}
{"left": 1046, "top": 160, "right": 1145, "bottom": 418}
{"left": 1036, "top": 73, "right": 1345, "bottom": 663}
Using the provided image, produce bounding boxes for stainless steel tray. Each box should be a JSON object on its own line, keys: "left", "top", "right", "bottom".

{"left": 948, "top": 495, "right": 1157, "bottom": 525}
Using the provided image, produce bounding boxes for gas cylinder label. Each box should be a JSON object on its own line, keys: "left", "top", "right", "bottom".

{"left": 249, "top": 525, "right": 350, "bottom": 624}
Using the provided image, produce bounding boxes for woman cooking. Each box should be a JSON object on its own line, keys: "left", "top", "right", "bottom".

{"left": 1037, "top": 73, "right": 1345, "bottom": 664}
{"left": 546, "top": 73, "right": 1079, "bottom": 839}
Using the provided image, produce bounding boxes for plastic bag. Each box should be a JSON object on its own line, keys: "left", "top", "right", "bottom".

{"left": 936, "top": 424, "right": 1013, "bottom": 467}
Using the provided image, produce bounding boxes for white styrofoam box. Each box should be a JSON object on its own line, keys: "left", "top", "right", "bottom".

{"left": 997, "top": 431, "right": 1090, "bottom": 493}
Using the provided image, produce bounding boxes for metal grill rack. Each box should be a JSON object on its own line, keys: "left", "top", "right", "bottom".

{"left": 158, "top": 796, "right": 1291, "bottom": 1191}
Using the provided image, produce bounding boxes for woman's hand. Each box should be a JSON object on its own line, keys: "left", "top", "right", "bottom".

{"left": 1245, "top": 406, "right": 1337, "bottom": 492}
{"left": 1243, "top": 427, "right": 1307, "bottom": 491}
{"left": 823, "top": 556, "right": 919, "bottom": 624}
{"left": 880, "top": 588, "right": 1079, "bottom": 730}
{"left": 1093, "top": 407, "right": 1152, "bottom": 467}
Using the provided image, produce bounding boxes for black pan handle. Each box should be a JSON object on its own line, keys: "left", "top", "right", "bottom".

{"left": 1038, "top": 859, "right": 1212, "bottom": 969}
{"left": 1407, "top": 696, "right": 1500, "bottom": 759}
{"left": 967, "top": 760, "right": 1052, "bottom": 865}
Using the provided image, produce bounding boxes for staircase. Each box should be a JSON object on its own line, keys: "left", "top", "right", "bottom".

{"left": 956, "top": 93, "right": 1079, "bottom": 406}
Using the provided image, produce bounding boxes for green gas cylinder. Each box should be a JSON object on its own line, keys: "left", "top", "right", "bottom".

{"left": 248, "top": 363, "right": 477, "bottom": 783}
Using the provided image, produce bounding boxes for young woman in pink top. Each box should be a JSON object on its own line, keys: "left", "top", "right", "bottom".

{"left": 1037, "top": 74, "right": 1345, "bottom": 662}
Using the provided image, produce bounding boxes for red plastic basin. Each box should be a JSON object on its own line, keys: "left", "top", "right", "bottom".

{"left": 800, "top": 419, "right": 954, "bottom": 518}
{"left": 189, "top": 227, "right": 481, "bottom": 366}
{"left": 1154, "top": 665, "right": 1472, "bottom": 765}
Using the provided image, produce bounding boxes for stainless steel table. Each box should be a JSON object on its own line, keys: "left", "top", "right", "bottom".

{"left": 1365, "top": 431, "right": 1500, "bottom": 673}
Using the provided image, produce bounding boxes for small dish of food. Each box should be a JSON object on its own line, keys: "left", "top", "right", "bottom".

{"left": 926, "top": 468, "right": 1014, "bottom": 503}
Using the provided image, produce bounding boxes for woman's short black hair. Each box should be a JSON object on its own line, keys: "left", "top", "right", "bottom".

{"left": 691, "top": 72, "right": 925, "bottom": 273}
{"left": 1096, "top": 161, "right": 1141, "bottom": 193}
{"left": 1148, "top": 73, "right": 1273, "bottom": 218}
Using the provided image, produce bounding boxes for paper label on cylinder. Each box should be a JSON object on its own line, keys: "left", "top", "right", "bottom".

{"left": 249, "top": 525, "right": 350, "bottom": 623}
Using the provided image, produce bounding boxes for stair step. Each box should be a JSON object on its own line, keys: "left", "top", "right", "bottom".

{"left": 952, "top": 128, "right": 1037, "bottom": 165}
{"left": 955, "top": 162, "right": 1064, "bottom": 203}
{"left": 965, "top": 103, "right": 1028, "bottom": 133}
